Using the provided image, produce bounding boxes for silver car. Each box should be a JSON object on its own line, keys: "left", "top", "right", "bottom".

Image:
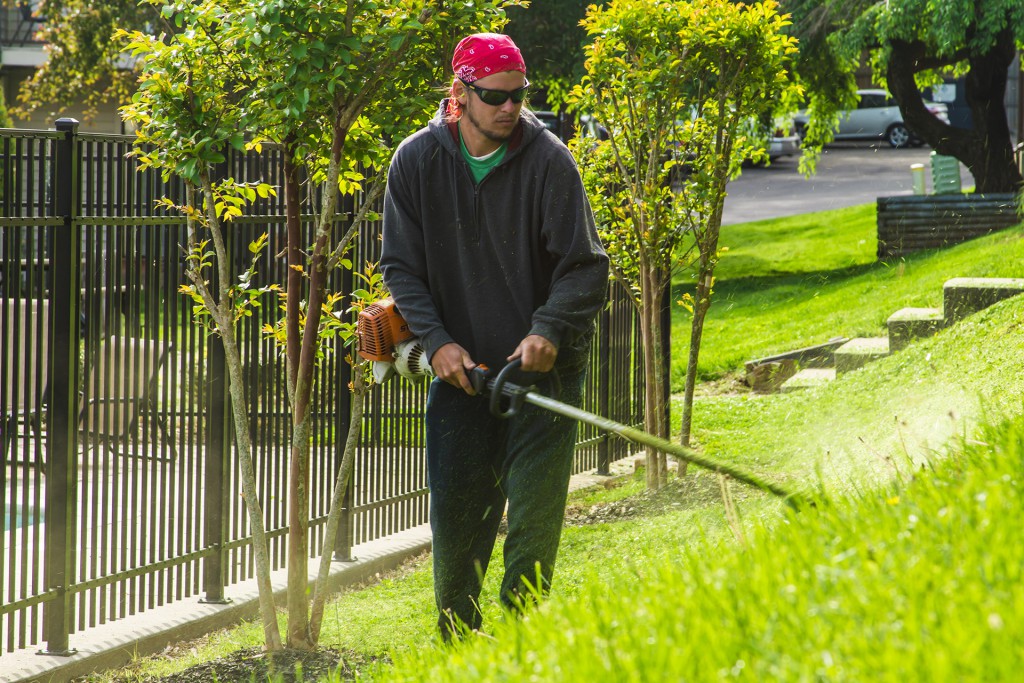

{"left": 765, "top": 121, "right": 801, "bottom": 161}
{"left": 794, "top": 89, "right": 950, "bottom": 148}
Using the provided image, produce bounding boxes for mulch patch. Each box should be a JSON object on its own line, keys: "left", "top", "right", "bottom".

{"left": 145, "top": 646, "right": 388, "bottom": 682}
{"left": 563, "top": 469, "right": 752, "bottom": 527}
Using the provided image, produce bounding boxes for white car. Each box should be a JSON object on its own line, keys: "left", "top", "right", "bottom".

{"left": 794, "top": 89, "right": 950, "bottom": 148}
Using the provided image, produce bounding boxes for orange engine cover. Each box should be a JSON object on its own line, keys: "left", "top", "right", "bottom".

{"left": 357, "top": 298, "right": 415, "bottom": 361}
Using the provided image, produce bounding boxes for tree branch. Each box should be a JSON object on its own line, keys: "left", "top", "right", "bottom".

{"left": 886, "top": 39, "right": 973, "bottom": 157}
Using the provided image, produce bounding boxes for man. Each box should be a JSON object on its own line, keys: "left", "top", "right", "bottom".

{"left": 380, "top": 32, "right": 608, "bottom": 639}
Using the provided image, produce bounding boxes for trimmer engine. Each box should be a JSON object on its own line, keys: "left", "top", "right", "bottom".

{"left": 357, "top": 298, "right": 434, "bottom": 384}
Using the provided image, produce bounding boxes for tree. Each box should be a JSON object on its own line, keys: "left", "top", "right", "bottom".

{"left": 0, "top": 85, "right": 12, "bottom": 128}
{"left": 120, "top": 2, "right": 284, "bottom": 647}
{"left": 120, "top": 0, "right": 519, "bottom": 651}
{"left": 11, "top": 0, "right": 161, "bottom": 121}
{"left": 570, "top": 0, "right": 799, "bottom": 489}
{"left": 0, "top": 84, "right": 11, "bottom": 200}
{"left": 785, "top": 0, "right": 1024, "bottom": 193}
{"left": 505, "top": 0, "right": 604, "bottom": 108}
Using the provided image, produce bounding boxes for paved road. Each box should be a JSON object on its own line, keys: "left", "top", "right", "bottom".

{"left": 722, "top": 141, "right": 975, "bottom": 225}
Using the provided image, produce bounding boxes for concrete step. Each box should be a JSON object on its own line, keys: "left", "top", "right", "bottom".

{"left": 834, "top": 337, "right": 890, "bottom": 374}
{"left": 743, "top": 337, "right": 848, "bottom": 392}
{"left": 943, "top": 277, "right": 1024, "bottom": 324}
{"left": 780, "top": 367, "right": 836, "bottom": 393}
{"left": 887, "top": 307, "right": 946, "bottom": 352}
{"left": 743, "top": 336, "right": 849, "bottom": 373}
{"left": 745, "top": 358, "right": 799, "bottom": 393}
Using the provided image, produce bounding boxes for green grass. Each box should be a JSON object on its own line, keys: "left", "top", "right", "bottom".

{"left": 688, "top": 294, "right": 1024, "bottom": 492}
{"left": 380, "top": 406, "right": 1024, "bottom": 681}
{"left": 85, "top": 205, "right": 1024, "bottom": 682}
{"left": 714, "top": 204, "right": 878, "bottom": 280}
{"left": 672, "top": 204, "right": 1024, "bottom": 385}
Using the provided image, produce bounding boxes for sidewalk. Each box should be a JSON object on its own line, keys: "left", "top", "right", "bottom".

{"left": 2, "top": 457, "right": 633, "bottom": 683}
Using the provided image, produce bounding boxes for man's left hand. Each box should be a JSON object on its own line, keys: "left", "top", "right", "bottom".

{"left": 508, "top": 334, "right": 558, "bottom": 373}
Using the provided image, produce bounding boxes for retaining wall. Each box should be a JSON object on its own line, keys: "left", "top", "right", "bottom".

{"left": 876, "top": 193, "right": 1020, "bottom": 259}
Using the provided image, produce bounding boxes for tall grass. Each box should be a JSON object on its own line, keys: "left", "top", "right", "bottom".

{"left": 378, "top": 401, "right": 1024, "bottom": 682}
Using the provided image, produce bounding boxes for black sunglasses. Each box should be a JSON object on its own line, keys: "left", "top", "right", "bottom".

{"left": 460, "top": 79, "right": 530, "bottom": 106}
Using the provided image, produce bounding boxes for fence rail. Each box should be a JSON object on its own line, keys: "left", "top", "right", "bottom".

{"left": 0, "top": 121, "right": 644, "bottom": 657}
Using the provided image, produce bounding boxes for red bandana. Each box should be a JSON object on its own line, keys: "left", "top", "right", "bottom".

{"left": 451, "top": 33, "right": 526, "bottom": 83}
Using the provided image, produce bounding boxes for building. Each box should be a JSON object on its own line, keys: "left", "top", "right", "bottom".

{"left": 0, "top": 1, "right": 123, "bottom": 133}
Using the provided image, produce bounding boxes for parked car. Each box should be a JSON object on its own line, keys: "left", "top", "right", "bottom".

{"left": 577, "top": 113, "right": 798, "bottom": 169}
{"left": 793, "top": 89, "right": 950, "bottom": 148}
{"left": 578, "top": 113, "right": 609, "bottom": 141}
{"left": 746, "top": 115, "right": 800, "bottom": 162}
{"left": 767, "top": 124, "right": 801, "bottom": 160}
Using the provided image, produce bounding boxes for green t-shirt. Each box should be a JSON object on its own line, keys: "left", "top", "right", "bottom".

{"left": 459, "top": 124, "right": 507, "bottom": 183}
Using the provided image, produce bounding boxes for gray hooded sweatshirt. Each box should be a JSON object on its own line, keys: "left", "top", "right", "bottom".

{"left": 381, "top": 104, "right": 609, "bottom": 370}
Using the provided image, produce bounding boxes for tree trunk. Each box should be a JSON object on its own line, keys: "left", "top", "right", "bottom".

{"left": 286, "top": 411, "right": 313, "bottom": 648}
{"left": 284, "top": 125, "right": 345, "bottom": 649}
{"left": 309, "top": 363, "right": 366, "bottom": 642}
{"left": 282, "top": 147, "right": 314, "bottom": 649}
{"left": 284, "top": 142, "right": 303, "bottom": 399}
{"left": 284, "top": 166, "right": 338, "bottom": 650}
{"left": 679, "top": 271, "right": 711, "bottom": 450}
{"left": 680, "top": 186, "right": 724, "bottom": 453}
{"left": 888, "top": 35, "right": 1022, "bottom": 194}
{"left": 222, "top": 333, "right": 284, "bottom": 651}
{"left": 684, "top": 272, "right": 708, "bottom": 448}
{"left": 960, "top": 30, "right": 1021, "bottom": 193}
{"left": 196, "top": 175, "right": 282, "bottom": 651}
{"left": 641, "top": 267, "right": 668, "bottom": 490}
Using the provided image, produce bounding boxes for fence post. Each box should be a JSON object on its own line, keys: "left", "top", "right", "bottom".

{"left": 333, "top": 357, "right": 355, "bottom": 562}
{"left": 630, "top": 294, "right": 638, "bottom": 432}
{"left": 201, "top": 336, "right": 231, "bottom": 603}
{"left": 661, "top": 281, "right": 671, "bottom": 437}
{"left": 201, "top": 186, "right": 231, "bottom": 604}
{"left": 41, "top": 118, "right": 81, "bottom": 656}
{"left": 333, "top": 212, "right": 355, "bottom": 562}
{"left": 596, "top": 301, "right": 611, "bottom": 475}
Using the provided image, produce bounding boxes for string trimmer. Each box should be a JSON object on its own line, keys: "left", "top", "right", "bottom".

{"left": 357, "top": 298, "right": 808, "bottom": 509}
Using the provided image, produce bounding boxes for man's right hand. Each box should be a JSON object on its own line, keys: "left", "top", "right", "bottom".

{"left": 431, "top": 342, "right": 477, "bottom": 395}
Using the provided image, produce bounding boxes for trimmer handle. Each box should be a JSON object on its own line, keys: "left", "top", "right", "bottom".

{"left": 468, "top": 364, "right": 492, "bottom": 395}
{"left": 469, "top": 358, "right": 562, "bottom": 419}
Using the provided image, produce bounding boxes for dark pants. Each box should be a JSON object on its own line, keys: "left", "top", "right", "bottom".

{"left": 425, "top": 363, "right": 585, "bottom": 637}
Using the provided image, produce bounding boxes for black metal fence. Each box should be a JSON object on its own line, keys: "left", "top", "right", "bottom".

{"left": 0, "top": 120, "right": 643, "bottom": 657}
